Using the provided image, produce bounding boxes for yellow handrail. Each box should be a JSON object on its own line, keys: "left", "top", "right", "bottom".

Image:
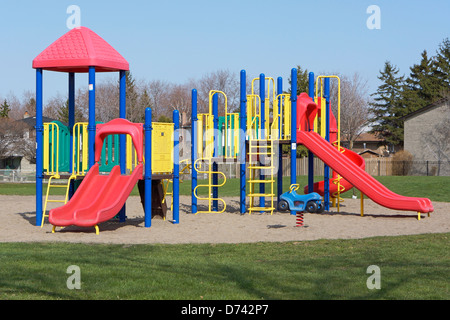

{"left": 209, "top": 90, "right": 230, "bottom": 157}
{"left": 251, "top": 77, "right": 275, "bottom": 139}
{"left": 224, "top": 112, "right": 239, "bottom": 158}
{"left": 198, "top": 113, "right": 214, "bottom": 159}
{"left": 271, "top": 93, "right": 291, "bottom": 140}
{"left": 43, "top": 122, "right": 60, "bottom": 176}
{"left": 247, "top": 94, "right": 261, "bottom": 141}
{"left": 72, "top": 122, "right": 88, "bottom": 176}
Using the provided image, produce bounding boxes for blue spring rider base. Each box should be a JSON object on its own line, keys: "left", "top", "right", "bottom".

{"left": 278, "top": 184, "right": 325, "bottom": 213}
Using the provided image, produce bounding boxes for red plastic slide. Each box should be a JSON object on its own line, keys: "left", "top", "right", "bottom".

{"left": 49, "top": 163, "right": 143, "bottom": 227}
{"left": 297, "top": 93, "right": 365, "bottom": 196}
{"left": 49, "top": 118, "right": 145, "bottom": 229}
{"left": 297, "top": 131, "right": 433, "bottom": 213}
{"left": 305, "top": 146, "right": 365, "bottom": 196}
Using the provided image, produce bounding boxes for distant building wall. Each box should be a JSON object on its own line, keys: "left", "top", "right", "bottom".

{"left": 404, "top": 99, "right": 450, "bottom": 176}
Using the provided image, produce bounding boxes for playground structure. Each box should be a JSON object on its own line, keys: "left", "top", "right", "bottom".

{"left": 190, "top": 69, "right": 434, "bottom": 218}
{"left": 33, "top": 27, "right": 180, "bottom": 233}
{"left": 32, "top": 27, "right": 434, "bottom": 234}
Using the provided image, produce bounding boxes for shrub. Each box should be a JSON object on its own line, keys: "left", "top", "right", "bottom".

{"left": 392, "top": 150, "right": 413, "bottom": 176}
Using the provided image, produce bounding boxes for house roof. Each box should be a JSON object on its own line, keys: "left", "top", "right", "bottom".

{"left": 358, "top": 149, "right": 382, "bottom": 157}
{"left": 402, "top": 96, "right": 449, "bottom": 121}
{"left": 17, "top": 116, "right": 67, "bottom": 128}
{"left": 32, "top": 27, "right": 129, "bottom": 73}
{"left": 342, "top": 132, "right": 383, "bottom": 142}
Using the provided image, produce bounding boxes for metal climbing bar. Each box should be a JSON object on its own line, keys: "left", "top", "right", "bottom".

{"left": 193, "top": 158, "right": 227, "bottom": 214}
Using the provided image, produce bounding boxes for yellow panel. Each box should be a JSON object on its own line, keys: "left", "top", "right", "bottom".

{"left": 152, "top": 122, "right": 174, "bottom": 173}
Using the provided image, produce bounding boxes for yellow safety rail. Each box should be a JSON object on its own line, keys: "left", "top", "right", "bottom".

{"left": 206, "top": 90, "right": 237, "bottom": 159}
{"left": 209, "top": 90, "right": 228, "bottom": 158}
{"left": 223, "top": 112, "right": 239, "bottom": 158}
{"left": 197, "top": 113, "right": 214, "bottom": 160}
{"left": 250, "top": 77, "right": 276, "bottom": 139}
{"left": 193, "top": 157, "right": 227, "bottom": 214}
{"left": 315, "top": 75, "right": 343, "bottom": 211}
{"left": 246, "top": 94, "right": 261, "bottom": 141}
{"left": 72, "top": 122, "right": 88, "bottom": 176}
{"left": 43, "top": 122, "right": 60, "bottom": 176}
{"left": 42, "top": 122, "right": 79, "bottom": 227}
{"left": 271, "top": 93, "right": 291, "bottom": 140}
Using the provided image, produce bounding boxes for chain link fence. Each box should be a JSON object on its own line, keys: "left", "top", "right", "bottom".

{"left": 0, "top": 169, "right": 36, "bottom": 183}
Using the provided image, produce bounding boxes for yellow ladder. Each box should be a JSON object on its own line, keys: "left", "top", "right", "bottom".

{"left": 193, "top": 157, "right": 227, "bottom": 214}
{"left": 42, "top": 174, "right": 76, "bottom": 226}
{"left": 247, "top": 138, "right": 275, "bottom": 214}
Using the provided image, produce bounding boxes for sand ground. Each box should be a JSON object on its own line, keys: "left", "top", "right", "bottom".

{"left": 0, "top": 195, "right": 448, "bottom": 244}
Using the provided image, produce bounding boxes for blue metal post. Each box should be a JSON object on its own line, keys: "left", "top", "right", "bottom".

{"left": 259, "top": 73, "right": 265, "bottom": 209}
{"left": 212, "top": 93, "right": 219, "bottom": 211}
{"left": 68, "top": 72, "right": 75, "bottom": 199}
{"left": 277, "top": 76, "right": 283, "bottom": 205}
{"left": 324, "top": 78, "right": 331, "bottom": 211}
{"left": 191, "top": 89, "right": 198, "bottom": 214}
{"left": 173, "top": 110, "right": 180, "bottom": 224}
{"left": 68, "top": 72, "right": 75, "bottom": 173}
{"left": 119, "top": 70, "right": 127, "bottom": 173}
{"left": 35, "top": 69, "right": 43, "bottom": 226}
{"left": 308, "top": 72, "right": 315, "bottom": 194}
{"left": 119, "top": 70, "right": 127, "bottom": 222}
{"left": 290, "top": 68, "right": 297, "bottom": 215}
{"left": 144, "top": 108, "right": 152, "bottom": 227}
{"left": 239, "top": 70, "right": 246, "bottom": 214}
{"left": 88, "top": 66, "right": 96, "bottom": 169}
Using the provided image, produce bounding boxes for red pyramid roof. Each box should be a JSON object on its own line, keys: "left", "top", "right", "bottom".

{"left": 32, "top": 27, "right": 129, "bottom": 73}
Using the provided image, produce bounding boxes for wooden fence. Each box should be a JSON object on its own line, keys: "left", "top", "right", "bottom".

{"left": 212, "top": 158, "right": 450, "bottom": 178}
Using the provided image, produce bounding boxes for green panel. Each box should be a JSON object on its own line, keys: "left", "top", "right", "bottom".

{"left": 218, "top": 116, "right": 225, "bottom": 157}
{"left": 96, "top": 121, "right": 120, "bottom": 173}
{"left": 50, "top": 121, "right": 70, "bottom": 173}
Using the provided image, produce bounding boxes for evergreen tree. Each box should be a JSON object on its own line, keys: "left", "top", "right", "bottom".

{"left": 56, "top": 99, "right": 83, "bottom": 123}
{"left": 136, "top": 89, "right": 152, "bottom": 122}
{"left": 433, "top": 37, "right": 450, "bottom": 91}
{"left": 288, "top": 65, "right": 309, "bottom": 95}
{"left": 125, "top": 71, "right": 140, "bottom": 121}
{"left": 403, "top": 50, "right": 442, "bottom": 112}
{"left": 0, "top": 100, "right": 10, "bottom": 118}
{"left": 369, "top": 61, "right": 406, "bottom": 147}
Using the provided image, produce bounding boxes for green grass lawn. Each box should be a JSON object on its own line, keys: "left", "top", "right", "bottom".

{"left": 0, "top": 233, "right": 448, "bottom": 300}
{"left": 2, "top": 175, "right": 447, "bottom": 202}
{"left": 0, "top": 176, "right": 448, "bottom": 300}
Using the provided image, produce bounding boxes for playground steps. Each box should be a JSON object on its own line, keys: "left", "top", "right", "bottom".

{"left": 42, "top": 174, "right": 76, "bottom": 226}
{"left": 247, "top": 139, "right": 275, "bottom": 214}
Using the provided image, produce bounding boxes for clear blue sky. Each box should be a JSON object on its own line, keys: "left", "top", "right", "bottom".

{"left": 1, "top": 0, "right": 449, "bottom": 103}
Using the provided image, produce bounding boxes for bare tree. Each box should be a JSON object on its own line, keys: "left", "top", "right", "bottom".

{"left": 194, "top": 69, "right": 240, "bottom": 114}
{"left": 329, "top": 72, "right": 371, "bottom": 149}
{"left": 144, "top": 79, "right": 171, "bottom": 120}
{"left": 166, "top": 83, "right": 191, "bottom": 117}
{"left": 0, "top": 118, "right": 29, "bottom": 161}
